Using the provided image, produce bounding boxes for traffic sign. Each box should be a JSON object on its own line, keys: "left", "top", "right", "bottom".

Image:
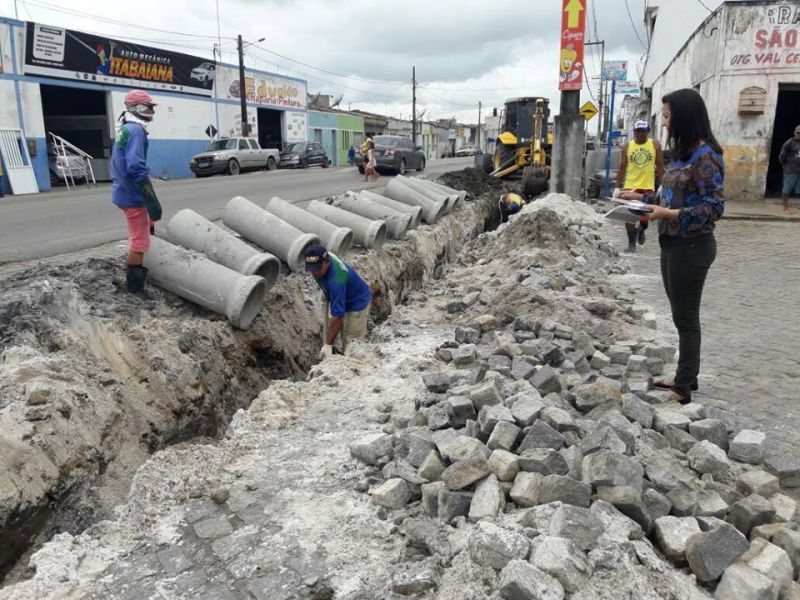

{"left": 580, "top": 101, "right": 598, "bottom": 121}
{"left": 205, "top": 124, "right": 218, "bottom": 138}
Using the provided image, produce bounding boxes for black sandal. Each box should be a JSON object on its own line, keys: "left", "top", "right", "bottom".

{"left": 670, "top": 391, "right": 692, "bottom": 405}
{"left": 654, "top": 379, "right": 698, "bottom": 391}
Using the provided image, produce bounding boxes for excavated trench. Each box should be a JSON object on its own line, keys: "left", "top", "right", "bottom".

{"left": 0, "top": 173, "right": 501, "bottom": 584}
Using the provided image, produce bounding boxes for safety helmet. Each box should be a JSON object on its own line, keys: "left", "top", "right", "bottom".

{"left": 124, "top": 89, "right": 158, "bottom": 122}
{"left": 501, "top": 192, "right": 525, "bottom": 210}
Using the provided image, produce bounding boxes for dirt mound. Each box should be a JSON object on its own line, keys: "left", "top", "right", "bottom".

{"left": 437, "top": 167, "right": 506, "bottom": 199}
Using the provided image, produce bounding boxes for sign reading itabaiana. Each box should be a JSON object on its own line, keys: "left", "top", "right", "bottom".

{"left": 23, "top": 22, "right": 215, "bottom": 97}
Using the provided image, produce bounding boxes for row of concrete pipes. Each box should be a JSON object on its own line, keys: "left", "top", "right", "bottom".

{"left": 141, "top": 175, "right": 468, "bottom": 330}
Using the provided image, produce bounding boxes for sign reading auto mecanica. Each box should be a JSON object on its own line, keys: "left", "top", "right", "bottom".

{"left": 558, "top": 0, "right": 586, "bottom": 91}
{"left": 23, "top": 22, "right": 215, "bottom": 96}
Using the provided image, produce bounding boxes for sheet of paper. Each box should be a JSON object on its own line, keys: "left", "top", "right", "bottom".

{"left": 603, "top": 205, "right": 642, "bottom": 224}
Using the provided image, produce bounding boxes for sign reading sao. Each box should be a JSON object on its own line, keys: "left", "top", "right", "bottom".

{"left": 558, "top": 0, "right": 586, "bottom": 91}
{"left": 725, "top": 4, "right": 800, "bottom": 69}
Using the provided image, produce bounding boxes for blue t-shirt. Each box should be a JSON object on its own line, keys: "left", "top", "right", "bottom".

{"left": 317, "top": 254, "right": 371, "bottom": 317}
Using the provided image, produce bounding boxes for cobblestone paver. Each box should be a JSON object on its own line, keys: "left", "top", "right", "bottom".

{"left": 618, "top": 220, "right": 800, "bottom": 457}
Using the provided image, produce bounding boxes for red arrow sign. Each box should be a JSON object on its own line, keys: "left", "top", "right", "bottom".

{"left": 559, "top": 0, "right": 587, "bottom": 91}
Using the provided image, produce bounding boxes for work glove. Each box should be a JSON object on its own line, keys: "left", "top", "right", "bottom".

{"left": 140, "top": 177, "right": 163, "bottom": 222}
{"left": 319, "top": 344, "right": 334, "bottom": 360}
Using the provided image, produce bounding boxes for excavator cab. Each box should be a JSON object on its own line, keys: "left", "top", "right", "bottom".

{"left": 491, "top": 96, "right": 551, "bottom": 198}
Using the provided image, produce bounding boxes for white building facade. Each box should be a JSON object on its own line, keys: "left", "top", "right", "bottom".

{"left": 644, "top": 1, "right": 800, "bottom": 199}
{"left": 0, "top": 18, "right": 307, "bottom": 193}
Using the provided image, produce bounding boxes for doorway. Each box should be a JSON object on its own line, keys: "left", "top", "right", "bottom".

{"left": 40, "top": 84, "right": 112, "bottom": 181}
{"left": 766, "top": 85, "right": 800, "bottom": 195}
{"left": 257, "top": 108, "right": 283, "bottom": 151}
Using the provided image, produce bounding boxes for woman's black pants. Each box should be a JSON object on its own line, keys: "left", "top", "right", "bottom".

{"left": 659, "top": 233, "right": 717, "bottom": 396}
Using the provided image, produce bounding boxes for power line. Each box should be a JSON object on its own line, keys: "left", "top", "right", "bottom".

{"left": 696, "top": 0, "right": 714, "bottom": 12}
{"left": 624, "top": 0, "right": 648, "bottom": 51}
{"left": 420, "top": 88, "right": 475, "bottom": 109}
{"left": 248, "top": 43, "right": 406, "bottom": 87}
{"left": 23, "top": 0, "right": 225, "bottom": 40}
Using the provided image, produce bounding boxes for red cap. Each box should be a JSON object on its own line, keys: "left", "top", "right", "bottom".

{"left": 124, "top": 89, "right": 158, "bottom": 107}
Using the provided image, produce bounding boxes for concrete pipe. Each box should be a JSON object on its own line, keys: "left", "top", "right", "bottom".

{"left": 359, "top": 190, "right": 423, "bottom": 230}
{"left": 165, "top": 209, "right": 280, "bottom": 288}
{"left": 420, "top": 179, "right": 468, "bottom": 204}
{"left": 411, "top": 177, "right": 466, "bottom": 211}
{"left": 339, "top": 192, "right": 410, "bottom": 239}
{"left": 144, "top": 237, "right": 267, "bottom": 330}
{"left": 410, "top": 178, "right": 465, "bottom": 211}
{"left": 264, "top": 196, "right": 353, "bottom": 257}
{"left": 384, "top": 178, "right": 446, "bottom": 224}
{"left": 223, "top": 196, "right": 319, "bottom": 273}
{"left": 395, "top": 175, "right": 455, "bottom": 214}
{"left": 306, "top": 200, "right": 387, "bottom": 249}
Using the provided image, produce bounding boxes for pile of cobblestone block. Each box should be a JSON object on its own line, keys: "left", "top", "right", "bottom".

{"left": 350, "top": 310, "right": 800, "bottom": 599}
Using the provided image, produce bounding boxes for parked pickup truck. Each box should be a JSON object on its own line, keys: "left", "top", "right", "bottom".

{"left": 189, "top": 138, "right": 280, "bottom": 177}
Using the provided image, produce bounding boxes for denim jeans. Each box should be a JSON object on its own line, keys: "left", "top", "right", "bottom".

{"left": 659, "top": 233, "right": 717, "bottom": 395}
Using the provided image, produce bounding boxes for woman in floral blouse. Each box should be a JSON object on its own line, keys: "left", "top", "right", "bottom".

{"left": 620, "top": 88, "right": 725, "bottom": 404}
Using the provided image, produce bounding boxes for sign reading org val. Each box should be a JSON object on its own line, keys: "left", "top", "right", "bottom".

{"left": 23, "top": 22, "right": 215, "bottom": 97}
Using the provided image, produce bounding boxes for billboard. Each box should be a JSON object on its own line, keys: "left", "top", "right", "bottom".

{"left": 558, "top": 0, "right": 586, "bottom": 91}
{"left": 215, "top": 65, "right": 306, "bottom": 110}
{"left": 23, "top": 22, "right": 215, "bottom": 96}
{"left": 602, "top": 60, "right": 629, "bottom": 81}
{"left": 616, "top": 81, "right": 641, "bottom": 95}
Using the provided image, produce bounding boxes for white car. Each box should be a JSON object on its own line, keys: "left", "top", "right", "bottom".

{"left": 455, "top": 145, "right": 477, "bottom": 157}
{"left": 190, "top": 62, "right": 216, "bottom": 88}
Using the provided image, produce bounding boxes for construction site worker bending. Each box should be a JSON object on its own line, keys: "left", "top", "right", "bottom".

{"left": 499, "top": 192, "right": 526, "bottom": 223}
{"left": 304, "top": 245, "right": 373, "bottom": 359}
{"left": 615, "top": 120, "right": 665, "bottom": 252}
{"left": 111, "top": 89, "right": 163, "bottom": 298}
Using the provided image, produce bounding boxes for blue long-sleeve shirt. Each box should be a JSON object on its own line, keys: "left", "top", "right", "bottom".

{"left": 111, "top": 122, "right": 150, "bottom": 209}
{"left": 655, "top": 144, "right": 725, "bottom": 238}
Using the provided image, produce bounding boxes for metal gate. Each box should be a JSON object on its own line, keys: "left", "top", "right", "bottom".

{"left": 0, "top": 129, "right": 39, "bottom": 195}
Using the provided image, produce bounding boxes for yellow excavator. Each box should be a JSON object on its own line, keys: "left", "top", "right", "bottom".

{"left": 487, "top": 96, "right": 552, "bottom": 198}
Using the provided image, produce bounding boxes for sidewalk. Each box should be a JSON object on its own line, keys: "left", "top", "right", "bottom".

{"left": 724, "top": 198, "right": 800, "bottom": 221}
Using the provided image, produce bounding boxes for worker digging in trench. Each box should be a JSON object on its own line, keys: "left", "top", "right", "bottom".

{"left": 498, "top": 192, "right": 526, "bottom": 223}
{"left": 304, "top": 245, "right": 375, "bottom": 359}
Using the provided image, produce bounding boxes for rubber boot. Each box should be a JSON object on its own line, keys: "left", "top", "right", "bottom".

{"left": 625, "top": 225, "right": 637, "bottom": 253}
{"left": 638, "top": 222, "right": 647, "bottom": 245}
{"left": 126, "top": 265, "right": 152, "bottom": 299}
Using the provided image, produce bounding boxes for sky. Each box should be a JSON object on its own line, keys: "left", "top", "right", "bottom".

{"left": 1, "top": 0, "right": 664, "bottom": 123}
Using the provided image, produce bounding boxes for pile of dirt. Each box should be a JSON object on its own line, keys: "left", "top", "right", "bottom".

{"left": 437, "top": 168, "right": 506, "bottom": 199}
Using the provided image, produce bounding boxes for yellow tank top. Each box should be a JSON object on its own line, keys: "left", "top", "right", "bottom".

{"left": 624, "top": 138, "right": 656, "bottom": 191}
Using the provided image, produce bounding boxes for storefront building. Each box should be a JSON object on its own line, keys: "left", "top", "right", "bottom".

{"left": 308, "top": 109, "right": 365, "bottom": 166}
{"left": 0, "top": 18, "right": 308, "bottom": 193}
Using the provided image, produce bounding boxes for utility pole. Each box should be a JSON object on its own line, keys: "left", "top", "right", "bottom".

{"left": 477, "top": 101, "right": 482, "bottom": 151}
{"left": 411, "top": 65, "right": 417, "bottom": 146}
{"left": 586, "top": 39, "right": 605, "bottom": 141}
{"left": 237, "top": 35, "right": 249, "bottom": 136}
{"left": 550, "top": 0, "right": 587, "bottom": 199}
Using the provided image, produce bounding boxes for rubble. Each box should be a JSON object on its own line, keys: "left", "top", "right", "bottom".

{"left": 3, "top": 190, "right": 796, "bottom": 599}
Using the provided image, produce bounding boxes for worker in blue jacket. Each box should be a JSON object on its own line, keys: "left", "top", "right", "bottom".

{"left": 111, "top": 89, "right": 162, "bottom": 298}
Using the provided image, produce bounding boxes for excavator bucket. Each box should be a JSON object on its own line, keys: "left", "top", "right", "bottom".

{"left": 521, "top": 165, "right": 549, "bottom": 198}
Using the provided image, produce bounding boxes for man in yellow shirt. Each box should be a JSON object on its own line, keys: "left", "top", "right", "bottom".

{"left": 616, "top": 120, "right": 664, "bottom": 252}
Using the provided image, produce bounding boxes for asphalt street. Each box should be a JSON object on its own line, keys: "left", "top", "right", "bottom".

{"left": 0, "top": 157, "right": 473, "bottom": 264}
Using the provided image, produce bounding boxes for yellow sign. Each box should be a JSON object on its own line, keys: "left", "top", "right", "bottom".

{"left": 580, "top": 101, "right": 599, "bottom": 121}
